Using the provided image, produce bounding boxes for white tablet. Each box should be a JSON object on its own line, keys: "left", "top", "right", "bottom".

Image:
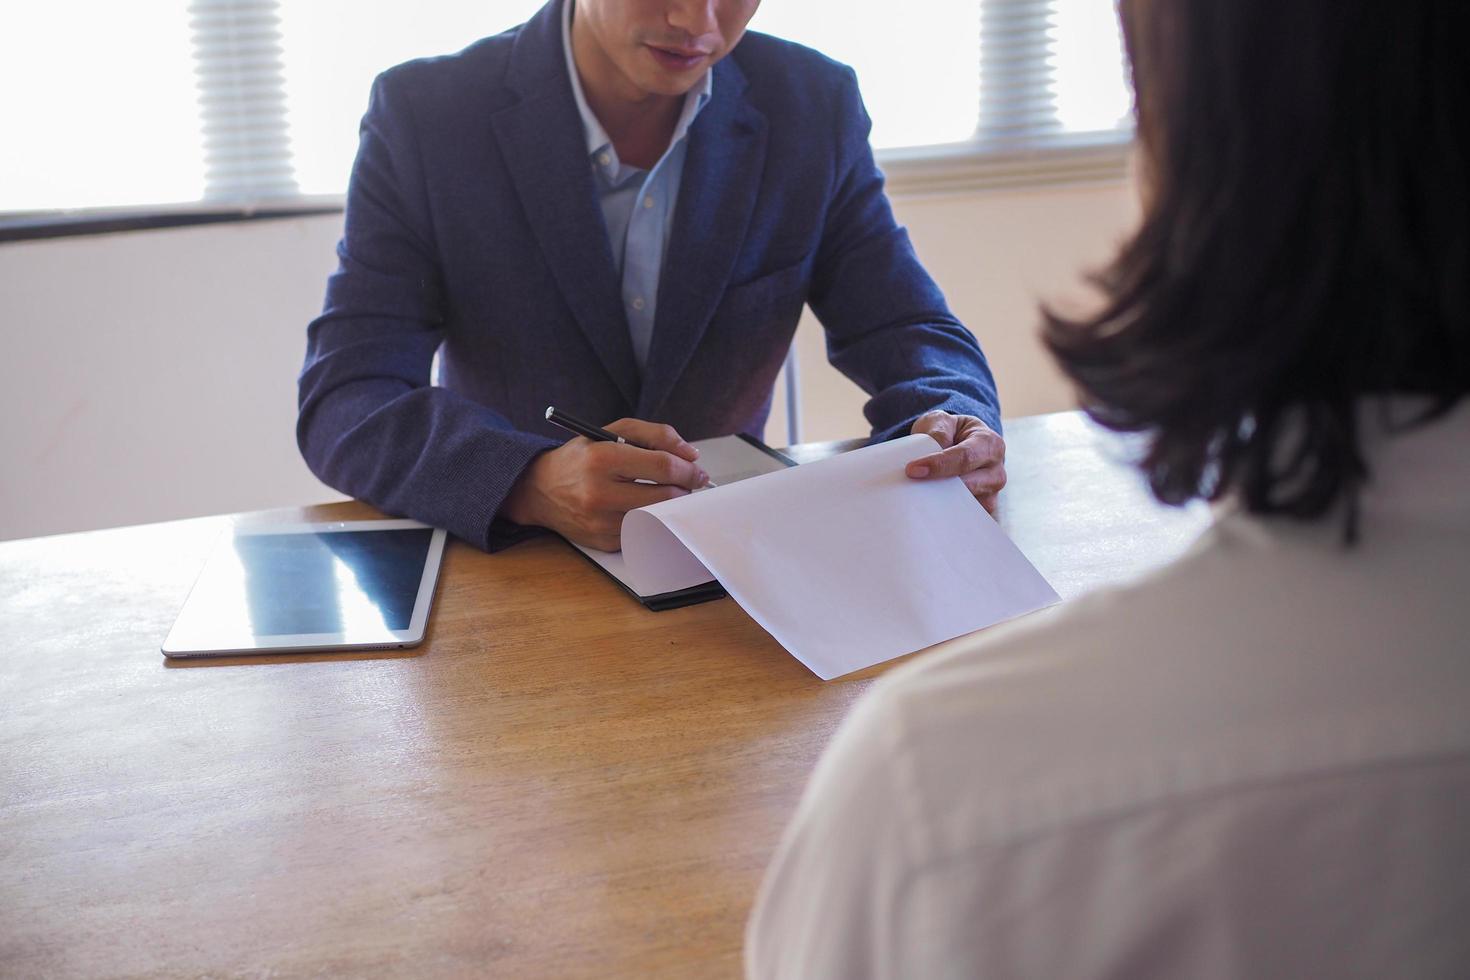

{"left": 162, "top": 519, "right": 448, "bottom": 659}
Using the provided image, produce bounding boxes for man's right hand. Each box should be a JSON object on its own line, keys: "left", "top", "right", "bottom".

{"left": 502, "top": 418, "right": 710, "bottom": 551}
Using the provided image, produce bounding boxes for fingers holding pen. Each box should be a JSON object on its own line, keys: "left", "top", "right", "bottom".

{"left": 604, "top": 418, "right": 700, "bottom": 463}
{"left": 586, "top": 438, "right": 710, "bottom": 491}
{"left": 503, "top": 414, "right": 709, "bottom": 550}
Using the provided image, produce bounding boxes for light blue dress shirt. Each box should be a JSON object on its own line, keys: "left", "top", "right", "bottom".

{"left": 561, "top": 0, "right": 712, "bottom": 373}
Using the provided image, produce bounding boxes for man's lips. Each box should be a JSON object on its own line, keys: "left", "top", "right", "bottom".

{"left": 646, "top": 44, "right": 709, "bottom": 71}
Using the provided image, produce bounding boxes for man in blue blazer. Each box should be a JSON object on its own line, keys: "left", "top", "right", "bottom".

{"left": 298, "top": 0, "right": 1006, "bottom": 552}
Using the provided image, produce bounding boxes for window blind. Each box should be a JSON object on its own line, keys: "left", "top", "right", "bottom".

{"left": 978, "top": 0, "right": 1061, "bottom": 146}
{"left": 188, "top": 0, "right": 298, "bottom": 203}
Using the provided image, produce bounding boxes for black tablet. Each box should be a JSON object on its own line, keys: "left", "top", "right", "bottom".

{"left": 161, "top": 519, "right": 447, "bottom": 658}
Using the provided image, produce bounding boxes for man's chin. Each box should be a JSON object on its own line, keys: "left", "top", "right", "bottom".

{"left": 631, "top": 71, "right": 705, "bottom": 100}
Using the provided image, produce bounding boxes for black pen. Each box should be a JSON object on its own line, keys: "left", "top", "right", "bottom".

{"left": 543, "top": 406, "right": 716, "bottom": 487}
{"left": 544, "top": 406, "right": 643, "bottom": 446}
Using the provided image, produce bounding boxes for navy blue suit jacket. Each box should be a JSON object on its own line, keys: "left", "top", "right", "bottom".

{"left": 298, "top": 0, "right": 1000, "bottom": 550}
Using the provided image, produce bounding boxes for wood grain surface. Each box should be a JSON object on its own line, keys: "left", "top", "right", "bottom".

{"left": 0, "top": 412, "right": 1209, "bottom": 978}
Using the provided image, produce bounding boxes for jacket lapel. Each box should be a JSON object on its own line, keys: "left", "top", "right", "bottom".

{"left": 490, "top": 0, "right": 640, "bottom": 408}
{"left": 637, "top": 57, "right": 769, "bottom": 420}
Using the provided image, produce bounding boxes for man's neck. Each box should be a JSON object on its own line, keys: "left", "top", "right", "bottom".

{"left": 570, "top": 7, "right": 686, "bottom": 170}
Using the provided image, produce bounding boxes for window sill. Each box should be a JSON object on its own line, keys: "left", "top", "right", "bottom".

{"left": 878, "top": 134, "right": 1135, "bottom": 198}
{"left": 0, "top": 137, "right": 1135, "bottom": 243}
{"left": 0, "top": 197, "right": 345, "bottom": 244}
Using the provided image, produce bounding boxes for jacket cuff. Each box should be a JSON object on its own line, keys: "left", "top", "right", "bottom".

{"left": 871, "top": 398, "right": 1004, "bottom": 445}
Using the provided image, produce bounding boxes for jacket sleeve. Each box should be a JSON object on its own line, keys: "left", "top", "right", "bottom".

{"left": 296, "top": 70, "right": 556, "bottom": 551}
{"left": 807, "top": 67, "right": 1003, "bottom": 439}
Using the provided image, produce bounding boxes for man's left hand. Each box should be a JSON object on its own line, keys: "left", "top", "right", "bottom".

{"left": 905, "top": 410, "right": 1007, "bottom": 514}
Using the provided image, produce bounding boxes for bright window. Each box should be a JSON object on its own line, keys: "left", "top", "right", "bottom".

{"left": 752, "top": 0, "right": 1130, "bottom": 150}
{"left": 278, "top": 0, "right": 544, "bottom": 195}
{"left": 0, "top": 0, "right": 1132, "bottom": 219}
{"left": 0, "top": 3, "right": 206, "bottom": 213}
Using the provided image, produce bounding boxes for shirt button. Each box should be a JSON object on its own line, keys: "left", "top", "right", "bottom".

{"left": 598, "top": 152, "right": 611, "bottom": 166}
{"left": 643, "top": 196, "right": 655, "bottom": 209}
{"left": 631, "top": 296, "right": 646, "bottom": 311}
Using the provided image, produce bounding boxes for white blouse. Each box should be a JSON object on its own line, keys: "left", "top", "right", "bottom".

{"left": 748, "top": 401, "right": 1470, "bottom": 980}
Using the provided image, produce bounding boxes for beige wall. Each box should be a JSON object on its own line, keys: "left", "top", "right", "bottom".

{"left": 768, "top": 180, "right": 1138, "bottom": 443}
{"left": 0, "top": 178, "right": 1137, "bottom": 541}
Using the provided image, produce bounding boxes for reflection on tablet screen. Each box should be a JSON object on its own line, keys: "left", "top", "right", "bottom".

{"left": 229, "top": 529, "right": 434, "bottom": 636}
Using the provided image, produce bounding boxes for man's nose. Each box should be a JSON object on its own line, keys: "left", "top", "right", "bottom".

{"left": 665, "top": 0, "right": 719, "bottom": 38}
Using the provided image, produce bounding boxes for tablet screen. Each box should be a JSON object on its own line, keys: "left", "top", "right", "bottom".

{"left": 230, "top": 528, "right": 433, "bottom": 635}
{"left": 163, "top": 520, "right": 447, "bottom": 657}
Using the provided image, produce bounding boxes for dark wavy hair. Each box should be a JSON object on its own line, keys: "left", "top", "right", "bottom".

{"left": 1044, "top": 0, "right": 1469, "bottom": 539}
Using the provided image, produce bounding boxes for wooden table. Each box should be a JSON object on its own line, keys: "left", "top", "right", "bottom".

{"left": 0, "top": 412, "right": 1209, "bottom": 978}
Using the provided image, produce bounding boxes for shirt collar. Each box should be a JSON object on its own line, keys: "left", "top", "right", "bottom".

{"left": 560, "top": 0, "right": 713, "bottom": 163}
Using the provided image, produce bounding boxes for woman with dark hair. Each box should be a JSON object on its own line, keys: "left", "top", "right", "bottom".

{"left": 746, "top": 1, "right": 1469, "bottom": 976}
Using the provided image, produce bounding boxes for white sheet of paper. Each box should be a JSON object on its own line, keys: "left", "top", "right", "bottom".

{"left": 570, "top": 434, "right": 790, "bottom": 597}
{"left": 622, "top": 434, "right": 1060, "bottom": 679}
